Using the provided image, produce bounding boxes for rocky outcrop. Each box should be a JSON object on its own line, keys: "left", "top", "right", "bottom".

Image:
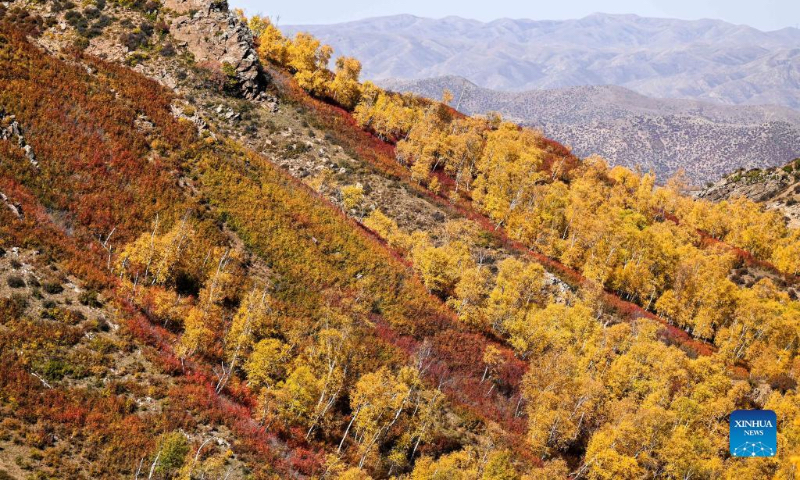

{"left": 698, "top": 169, "right": 793, "bottom": 203}
{"left": 165, "top": 0, "right": 266, "bottom": 98}
{"left": 0, "top": 191, "right": 22, "bottom": 219}
{"left": 1, "top": 112, "right": 38, "bottom": 168}
{"left": 697, "top": 160, "right": 800, "bottom": 228}
{"left": 170, "top": 101, "right": 214, "bottom": 139}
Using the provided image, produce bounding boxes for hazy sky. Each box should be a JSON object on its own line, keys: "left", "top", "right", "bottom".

{"left": 230, "top": 0, "right": 799, "bottom": 31}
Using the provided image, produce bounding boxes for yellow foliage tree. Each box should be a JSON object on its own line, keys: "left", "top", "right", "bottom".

{"left": 341, "top": 184, "right": 365, "bottom": 212}
{"left": 772, "top": 230, "right": 800, "bottom": 276}
{"left": 447, "top": 266, "right": 489, "bottom": 327}
{"left": 329, "top": 56, "right": 363, "bottom": 109}
{"left": 472, "top": 122, "right": 546, "bottom": 229}
{"left": 253, "top": 16, "right": 289, "bottom": 65}
{"left": 286, "top": 32, "right": 333, "bottom": 96}
{"left": 345, "top": 366, "right": 420, "bottom": 468}
{"left": 485, "top": 257, "right": 547, "bottom": 333}
{"left": 245, "top": 338, "right": 290, "bottom": 389}
{"left": 409, "top": 449, "right": 481, "bottom": 480}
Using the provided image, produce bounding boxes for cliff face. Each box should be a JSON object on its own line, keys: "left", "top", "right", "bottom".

{"left": 165, "top": 0, "right": 266, "bottom": 98}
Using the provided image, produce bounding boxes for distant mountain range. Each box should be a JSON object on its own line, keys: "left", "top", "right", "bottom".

{"left": 381, "top": 77, "right": 800, "bottom": 183}
{"left": 282, "top": 13, "right": 800, "bottom": 109}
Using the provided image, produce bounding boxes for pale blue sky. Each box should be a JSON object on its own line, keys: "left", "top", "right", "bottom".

{"left": 230, "top": 0, "right": 799, "bottom": 31}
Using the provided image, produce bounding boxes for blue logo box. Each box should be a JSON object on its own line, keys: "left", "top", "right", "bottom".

{"left": 730, "top": 410, "right": 777, "bottom": 457}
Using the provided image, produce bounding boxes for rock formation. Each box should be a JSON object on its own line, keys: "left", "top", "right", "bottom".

{"left": 1, "top": 111, "right": 38, "bottom": 167}
{"left": 165, "top": 0, "right": 266, "bottom": 98}
{"left": 697, "top": 160, "right": 800, "bottom": 227}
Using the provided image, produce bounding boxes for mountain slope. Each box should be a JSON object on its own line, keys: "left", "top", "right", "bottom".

{"left": 282, "top": 13, "right": 800, "bottom": 109}
{"left": 0, "top": 13, "right": 533, "bottom": 478}
{"left": 382, "top": 76, "right": 800, "bottom": 183}
{"left": 3, "top": 2, "right": 800, "bottom": 478}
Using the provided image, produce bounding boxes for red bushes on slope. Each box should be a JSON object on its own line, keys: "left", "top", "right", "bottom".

{"left": 267, "top": 57, "right": 716, "bottom": 360}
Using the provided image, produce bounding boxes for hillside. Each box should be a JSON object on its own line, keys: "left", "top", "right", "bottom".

{"left": 698, "top": 159, "right": 800, "bottom": 228}
{"left": 382, "top": 76, "right": 800, "bottom": 183}
{"left": 1, "top": 1, "right": 800, "bottom": 479}
{"left": 0, "top": 7, "right": 535, "bottom": 477}
{"left": 281, "top": 13, "right": 800, "bottom": 108}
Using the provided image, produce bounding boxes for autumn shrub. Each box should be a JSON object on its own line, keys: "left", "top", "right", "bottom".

{"left": 120, "top": 29, "right": 149, "bottom": 50}
{"left": 41, "top": 306, "right": 77, "bottom": 323}
{"left": 6, "top": 275, "right": 25, "bottom": 288}
{"left": 1, "top": 7, "right": 44, "bottom": 37}
{"left": 124, "top": 51, "right": 149, "bottom": 66}
{"left": 770, "top": 373, "right": 797, "bottom": 393}
{"left": 65, "top": 309, "right": 86, "bottom": 324}
{"left": 92, "top": 14, "right": 113, "bottom": 31}
{"left": 78, "top": 290, "right": 102, "bottom": 307}
{"left": 196, "top": 61, "right": 235, "bottom": 94}
{"left": 89, "top": 335, "right": 118, "bottom": 354}
{"left": 39, "top": 358, "right": 73, "bottom": 381}
{"left": 42, "top": 281, "right": 63, "bottom": 295}
{"left": 64, "top": 10, "right": 88, "bottom": 34}
{"left": 283, "top": 141, "right": 311, "bottom": 158}
{"left": 153, "top": 431, "right": 189, "bottom": 477}
{"left": 159, "top": 42, "right": 175, "bottom": 57}
{"left": 340, "top": 184, "right": 364, "bottom": 211}
{"left": 1, "top": 26, "right": 191, "bottom": 248}
{"left": 0, "top": 294, "right": 28, "bottom": 317}
{"left": 110, "top": 0, "right": 158, "bottom": 13}
{"left": 48, "top": 0, "right": 75, "bottom": 13}
{"left": 214, "top": 63, "right": 239, "bottom": 94}
{"left": 154, "top": 19, "right": 168, "bottom": 36}
{"left": 86, "top": 316, "right": 110, "bottom": 332}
